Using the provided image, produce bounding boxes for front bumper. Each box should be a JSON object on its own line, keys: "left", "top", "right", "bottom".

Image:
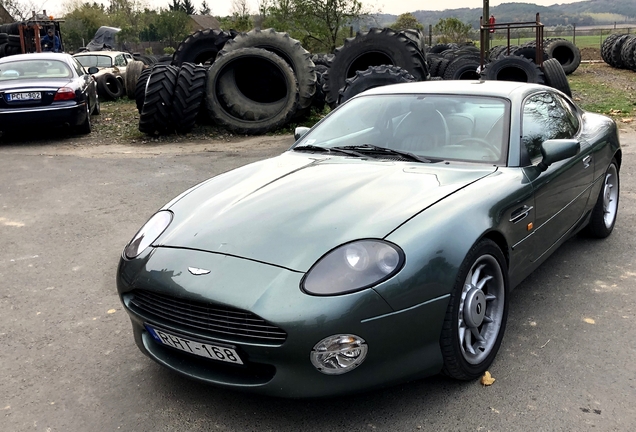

{"left": 117, "top": 247, "right": 449, "bottom": 398}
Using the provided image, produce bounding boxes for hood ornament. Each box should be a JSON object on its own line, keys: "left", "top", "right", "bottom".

{"left": 188, "top": 267, "right": 211, "bottom": 276}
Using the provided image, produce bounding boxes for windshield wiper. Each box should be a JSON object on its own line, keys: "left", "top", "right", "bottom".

{"left": 333, "top": 144, "right": 432, "bottom": 163}
{"left": 292, "top": 145, "right": 365, "bottom": 158}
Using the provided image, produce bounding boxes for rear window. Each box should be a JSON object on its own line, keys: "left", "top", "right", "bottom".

{"left": 75, "top": 55, "right": 113, "bottom": 68}
{"left": 0, "top": 59, "right": 72, "bottom": 80}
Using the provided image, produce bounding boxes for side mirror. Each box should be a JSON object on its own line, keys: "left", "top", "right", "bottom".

{"left": 88, "top": 66, "right": 99, "bottom": 75}
{"left": 294, "top": 126, "right": 311, "bottom": 141}
{"left": 537, "top": 139, "right": 580, "bottom": 172}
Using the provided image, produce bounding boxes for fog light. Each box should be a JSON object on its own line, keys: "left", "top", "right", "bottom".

{"left": 310, "top": 334, "right": 368, "bottom": 375}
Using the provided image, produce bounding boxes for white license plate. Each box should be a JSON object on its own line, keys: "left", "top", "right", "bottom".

{"left": 146, "top": 325, "right": 244, "bottom": 365}
{"left": 7, "top": 92, "right": 41, "bottom": 101}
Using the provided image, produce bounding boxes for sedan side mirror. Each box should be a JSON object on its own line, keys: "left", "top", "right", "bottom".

{"left": 294, "top": 126, "right": 311, "bottom": 141}
{"left": 537, "top": 139, "right": 580, "bottom": 172}
{"left": 88, "top": 66, "right": 99, "bottom": 75}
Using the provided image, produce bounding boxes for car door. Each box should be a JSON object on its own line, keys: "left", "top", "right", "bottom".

{"left": 520, "top": 91, "right": 593, "bottom": 261}
{"left": 72, "top": 57, "right": 95, "bottom": 109}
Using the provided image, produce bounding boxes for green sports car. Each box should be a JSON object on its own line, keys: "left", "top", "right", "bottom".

{"left": 117, "top": 80, "right": 621, "bottom": 397}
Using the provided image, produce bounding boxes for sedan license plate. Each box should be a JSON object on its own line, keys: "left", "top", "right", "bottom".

{"left": 145, "top": 325, "right": 244, "bottom": 365}
{"left": 7, "top": 92, "right": 42, "bottom": 101}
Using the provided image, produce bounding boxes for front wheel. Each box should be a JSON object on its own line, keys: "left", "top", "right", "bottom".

{"left": 586, "top": 159, "right": 619, "bottom": 238}
{"left": 440, "top": 239, "right": 509, "bottom": 380}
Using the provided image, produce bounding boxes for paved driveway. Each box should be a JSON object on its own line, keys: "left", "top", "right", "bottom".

{"left": 1, "top": 130, "right": 635, "bottom": 431}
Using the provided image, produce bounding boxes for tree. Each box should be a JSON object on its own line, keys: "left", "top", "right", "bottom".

{"left": 434, "top": 17, "right": 472, "bottom": 44}
{"left": 219, "top": 0, "right": 251, "bottom": 32}
{"left": 61, "top": 1, "right": 109, "bottom": 51}
{"left": 156, "top": 8, "right": 190, "bottom": 47}
{"left": 0, "top": 0, "right": 37, "bottom": 21}
{"left": 390, "top": 13, "right": 423, "bottom": 31}
{"left": 199, "top": 0, "right": 210, "bottom": 15}
{"left": 261, "top": 0, "right": 366, "bottom": 52}
{"left": 181, "top": 0, "right": 196, "bottom": 15}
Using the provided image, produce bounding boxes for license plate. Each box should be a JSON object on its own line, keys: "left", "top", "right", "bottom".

{"left": 7, "top": 92, "right": 42, "bottom": 102}
{"left": 145, "top": 325, "right": 244, "bottom": 365}
{"left": 7, "top": 92, "right": 41, "bottom": 101}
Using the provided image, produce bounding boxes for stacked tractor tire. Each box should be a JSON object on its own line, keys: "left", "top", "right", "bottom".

{"left": 601, "top": 34, "right": 636, "bottom": 72}
{"left": 134, "top": 27, "right": 581, "bottom": 136}
{"left": 0, "top": 23, "right": 28, "bottom": 58}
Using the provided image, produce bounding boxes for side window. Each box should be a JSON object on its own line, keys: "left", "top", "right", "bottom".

{"left": 72, "top": 58, "right": 86, "bottom": 76}
{"left": 522, "top": 92, "right": 577, "bottom": 164}
{"left": 115, "top": 55, "right": 125, "bottom": 66}
{"left": 556, "top": 94, "right": 580, "bottom": 133}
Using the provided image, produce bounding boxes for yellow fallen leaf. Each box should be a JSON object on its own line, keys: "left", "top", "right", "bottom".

{"left": 621, "top": 118, "right": 633, "bottom": 123}
{"left": 583, "top": 318, "right": 595, "bottom": 324}
{"left": 107, "top": 309, "right": 116, "bottom": 314}
{"left": 481, "top": 371, "right": 495, "bottom": 386}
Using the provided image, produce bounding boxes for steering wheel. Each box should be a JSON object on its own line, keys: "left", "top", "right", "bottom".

{"left": 451, "top": 138, "right": 500, "bottom": 160}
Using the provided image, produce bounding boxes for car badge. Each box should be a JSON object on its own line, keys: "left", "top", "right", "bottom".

{"left": 188, "top": 267, "right": 211, "bottom": 276}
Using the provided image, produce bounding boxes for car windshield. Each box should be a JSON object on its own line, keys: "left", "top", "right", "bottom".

{"left": 75, "top": 55, "right": 113, "bottom": 68}
{"left": 0, "top": 59, "right": 72, "bottom": 80}
{"left": 295, "top": 94, "right": 510, "bottom": 164}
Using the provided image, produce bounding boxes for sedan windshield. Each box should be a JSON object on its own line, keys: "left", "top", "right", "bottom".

{"left": 75, "top": 55, "right": 113, "bottom": 68}
{"left": 295, "top": 94, "right": 509, "bottom": 164}
{"left": 0, "top": 59, "right": 72, "bottom": 80}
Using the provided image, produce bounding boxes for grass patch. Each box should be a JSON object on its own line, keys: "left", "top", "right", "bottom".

{"left": 568, "top": 63, "right": 636, "bottom": 117}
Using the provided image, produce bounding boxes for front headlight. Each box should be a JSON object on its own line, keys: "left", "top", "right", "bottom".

{"left": 124, "top": 210, "right": 173, "bottom": 259}
{"left": 302, "top": 240, "right": 404, "bottom": 295}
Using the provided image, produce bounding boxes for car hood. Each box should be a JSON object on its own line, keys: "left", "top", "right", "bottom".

{"left": 159, "top": 152, "right": 497, "bottom": 272}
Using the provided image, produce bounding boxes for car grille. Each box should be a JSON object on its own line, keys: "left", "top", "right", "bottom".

{"left": 129, "top": 290, "right": 287, "bottom": 344}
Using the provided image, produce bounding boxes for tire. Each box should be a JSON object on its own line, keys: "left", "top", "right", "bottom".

{"left": 542, "top": 58, "right": 572, "bottom": 97}
{"left": 311, "top": 72, "right": 326, "bottom": 112}
{"left": 442, "top": 56, "right": 481, "bottom": 80}
{"left": 481, "top": 56, "right": 545, "bottom": 84}
{"left": 436, "top": 58, "right": 452, "bottom": 78}
{"left": 139, "top": 64, "right": 179, "bottom": 135}
{"left": 440, "top": 239, "right": 509, "bottom": 380}
{"left": 512, "top": 46, "right": 550, "bottom": 64}
{"left": 429, "top": 43, "right": 453, "bottom": 54}
{"left": 96, "top": 73, "right": 124, "bottom": 100}
{"left": 488, "top": 45, "right": 508, "bottom": 62}
{"left": 125, "top": 60, "right": 145, "bottom": 99}
{"left": 620, "top": 36, "right": 636, "bottom": 71}
{"left": 338, "top": 65, "right": 416, "bottom": 105}
{"left": 311, "top": 53, "right": 334, "bottom": 68}
{"left": 323, "top": 27, "right": 428, "bottom": 108}
{"left": 93, "top": 94, "right": 101, "bottom": 115}
{"left": 610, "top": 34, "right": 631, "bottom": 69}
{"left": 586, "top": 160, "right": 620, "bottom": 238}
{"left": 221, "top": 28, "right": 316, "bottom": 112}
{"left": 169, "top": 63, "right": 207, "bottom": 133}
{"left": 135, "top": 67, "right": 153, "bottom": 113}
{"left": 172, "top": 28, "right": 234, "bottom": 66}
{"left": 427, "top": 56, "right": 442, "bottom": 77}
{"left": 545, "top": 39, "right": 581, "bottom": 74}
{"left": 601, "top": 34, "right": 621, "bottom": 65}
{"left": 206, "top": 48, "right": 299, "bottom": 135}
{"left": 77, "top": 103, "right": 92, "bottom": 134}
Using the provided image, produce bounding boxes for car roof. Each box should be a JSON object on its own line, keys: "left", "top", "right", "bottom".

{"left": 0, "top": 52, "right": 74, "bottom": 64}
{"left": 359, "top": 80, "right": 549, "bottom": 100}
{"left": 73, "top": 51, "right": 128, "bottom": 59}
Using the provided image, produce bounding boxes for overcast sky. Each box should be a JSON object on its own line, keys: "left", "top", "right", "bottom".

{"left": 47, "top": 0, "right": 584, "bottom": 19}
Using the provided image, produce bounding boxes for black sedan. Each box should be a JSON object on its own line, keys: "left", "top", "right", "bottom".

{"left": 0, "top": 53, "right": 99, "bottom": 135}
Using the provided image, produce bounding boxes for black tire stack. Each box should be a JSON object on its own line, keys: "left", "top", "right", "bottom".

{"left": 602, "top": 33, "right": 636, "bottom": 72}
{"left": 137, "top": 63, "right": 207, "bottom": 135}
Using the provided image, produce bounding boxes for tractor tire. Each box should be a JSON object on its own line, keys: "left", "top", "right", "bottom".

{"left": 481, "top": 56, "right": 545, "bottom": 84}
{"left": 338, "top": 64, "right": 416, "bottom": 105}
{"left": 139, "top": 64, "right": 179, "bottom": 135}
{"left": 220, "top": 28, "right": 316, "bottom": 112}
{"left": 542, "top": 58, "right": 572, "bottom": 97}
{"left": 169, "top": 63, "right": 208, "bottom": 133}
{"left": 601, "top": 34, "right": 621, "bottom": 65}
{"left": 512, "top": 46, "right": 550, "bottom": 64}
{"left": 610, "top": 34, "right": 631, "bottom": 68}
{"left": 443, "top": 56, "right": 481, "bottom": 80}
{"left": 206, "top": 48, "right": 299, "bottom": 135}
{"left": 620, "top": 36, "right": 636, "bottom": 71}
{"left": 545, "top": 39, "right": 581, "bottom": 74}
{"left": 135, "top": 67, "right": 153, "bottom": 113}
{"left": 125, "top": 60, "right": 145, "bottom": 99}
{"left": 172, "top": 28, "right": 234, "bottom": 66}
{"left": 322, "top": 27, "right": 428, "bottom": 108}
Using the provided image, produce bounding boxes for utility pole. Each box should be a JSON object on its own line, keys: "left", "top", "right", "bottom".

{"left": 483, "top": 0, "right": 490, "bottom": 52}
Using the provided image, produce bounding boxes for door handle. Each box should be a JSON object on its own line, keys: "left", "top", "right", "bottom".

{"left": 583, "top": 155, "right": 591, "bottom": 169}
{"left": 510, "top": 205, "right": 533, "bottom": 223}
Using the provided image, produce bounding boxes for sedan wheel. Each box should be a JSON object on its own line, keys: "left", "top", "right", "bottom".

{"left": 586, "top": 159, "right": 619, "bottom": 238}
{"left": 77, "top": 103, "right": 92, "bottom": 135}
{"left": 440, "top": 239, "right": 509, "bottom": 380}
